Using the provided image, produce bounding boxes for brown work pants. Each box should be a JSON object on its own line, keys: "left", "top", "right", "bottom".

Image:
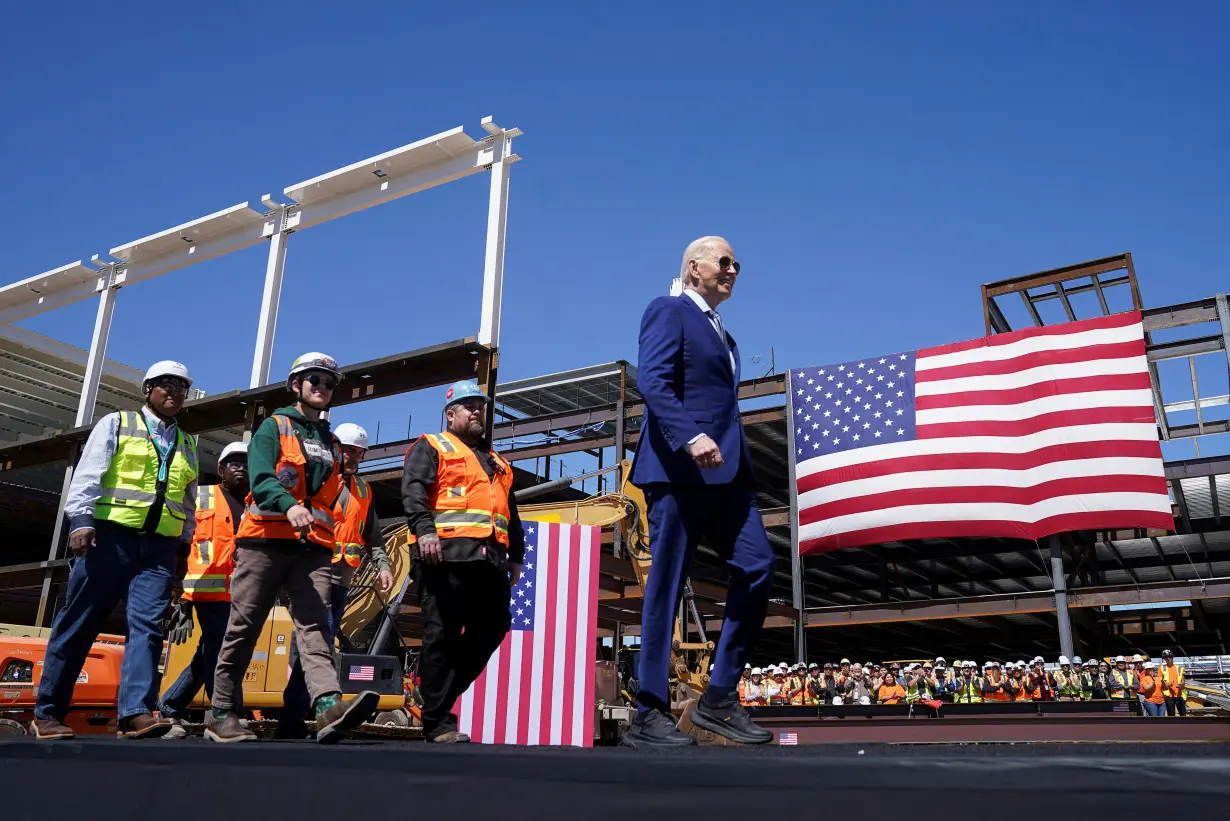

{"left": 211, "top": 543, "right": 339, "bottom": 712}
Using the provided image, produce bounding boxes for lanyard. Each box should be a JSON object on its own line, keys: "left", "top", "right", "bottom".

{"left": 140, "top": 410, "right": 177, "bottom": 484}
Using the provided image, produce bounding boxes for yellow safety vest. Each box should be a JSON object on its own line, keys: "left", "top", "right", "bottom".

{"left": 96, "top": 410, "right": 198, "bottom": 538}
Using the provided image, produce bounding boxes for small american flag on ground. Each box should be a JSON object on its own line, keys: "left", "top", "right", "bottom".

{"left": 779, "top": 732, "right": 799, "bottom": 746}
{"left": 349, "top": 665, "right": 374, "bottom": 682}
{"left": 457, "top": 523, "right": 601, "bottom": 746}
{"left": 790, "top": 311, "right": 1173, "bottom": 553}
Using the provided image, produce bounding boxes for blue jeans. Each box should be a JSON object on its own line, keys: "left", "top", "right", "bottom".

{"left": 280, "top": 583, "right": 348, "bottom": 725}
{"left": 35, "top": 521, "right": 177, "bottom": 722}
{"left": 1142, "top": 700, "right": 1165, "bottom": 717}
{"left": 637, "top": 483, "right": 774, "bottom": 714}
{"left": 158, "top": 600, "right": 232, "bottom": 718}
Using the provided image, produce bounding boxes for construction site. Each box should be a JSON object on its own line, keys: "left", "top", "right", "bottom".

{"left": 1, "top": 117, "right": 1229, "bottom": 813}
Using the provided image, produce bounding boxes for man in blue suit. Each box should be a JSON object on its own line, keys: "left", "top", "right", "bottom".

{"left": 623, "top": 236, "right": 775, "bottom": 748}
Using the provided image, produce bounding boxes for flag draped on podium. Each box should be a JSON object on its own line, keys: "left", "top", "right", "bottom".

{"left": 457, "top": 522, "right": 601, "bottom": 746}
{"left": 788, "top": 311, "right": 1173, "bottom": 554}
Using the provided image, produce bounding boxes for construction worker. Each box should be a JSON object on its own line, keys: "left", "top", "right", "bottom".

{"left": 805, "top": 663, "right": 823, "bottom": 706}
{"left": 1094, "top": 660, "right": 1113, "bottom": 699}
{"left": 159, "top": 442, "right": 248, "bottom": 738}
{"left": 1137, "top": 661, "right": 1167, "bottom": 717}
{"left": 1078, "top": 660, "right": 1097, "bottom": 701}
{"left": 738, "top": 664, "right": 753, "bottom": 705}
{"left": 953, "top": 661, "right": 982, "bottom": 704}
{"left": 786, "top": 664, "right": 807, "bottom": 706}
{"left": 1028, "top": 658, "right": 1056, "bottom": 701}
{"left": 982, "top": 661, "right": 1010, "bottom": 702}
{"left": 837, "top": 658, "right": 852, "bottom": 688}
{"left": 1160, "top": 649, "right": 1187, "bottom": 717}
{"left": 877, "top": 671, "right": 906, "bottom": 705}
{"left": 208, "top": 353, "right": 380, "bottom": 744}
{"left": 764, "top": 667, "right": 785, "bottom": 704}
{"left": 746, "top": 668, "right": 766, "bottom": 706}
{"left": 278, "top": 422, "right": 394, "bottom": 738}
{"left": 401, "top": 381, "right": 525, "bottom": 743}
{"left": 1006, "top": 662, "right": 1029, "bottom": 701}
{"left": 1108, "top": 656, "right": 1136, "bottom": 701}
{"left": 31, "top": 361, "right": 199, "bottom": 741}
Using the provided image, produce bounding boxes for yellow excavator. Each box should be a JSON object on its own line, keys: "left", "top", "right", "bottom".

{"left": 161, "top": 461, "right": 712, "bottom": 718}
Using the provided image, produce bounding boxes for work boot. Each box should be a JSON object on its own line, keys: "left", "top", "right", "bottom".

{"left": 428, "top": 729, "right": 471, "bottom": 744}
{"left": 690, "top": 694, "right": 773, "bottom": 745}
{"left": 30, "top": 717, "right": 75, "bottom": 741}
{"left": 205, "top": 709, "right": 257, "bottom": 743}
{"left": 118, "top": 714, "right": 172, "bottom": 740}
{"left": 620, "top": 709, "right": 697, "bottom": 749}
{"left": 164, "top": 717, "right": 188, "bottom": 740}
{"left": 314, "top": 691, "right": 379, "bottom": 745}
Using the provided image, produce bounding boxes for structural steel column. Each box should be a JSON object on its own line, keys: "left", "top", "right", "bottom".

{"left": 785, "top": 380, "right": 805, "bottom": 662}
{"left": 477, "top": 129, "right": 513, "bottom": 351}
{"left": 613, "top": 362, "right": 627, "bottom": 558}
{"left": 1049, "top": 535, "right": 1075, "bottom": 660}
{"left": 39, "top": 265, "right": 119, "bottom": 625}
{"left": 250, "top": 203, "right": 290, "bottom": 389}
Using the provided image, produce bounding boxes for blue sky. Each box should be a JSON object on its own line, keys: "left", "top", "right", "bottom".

{"left": 2, "top": 2, "right": 1227, "bottom": 473}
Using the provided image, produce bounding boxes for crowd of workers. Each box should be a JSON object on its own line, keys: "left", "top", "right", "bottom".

{"left": 29, "top": 353, "right": 521, "bottom": 746}
{"left": 738, "top": 652, "right": 1190, "bottom": 716}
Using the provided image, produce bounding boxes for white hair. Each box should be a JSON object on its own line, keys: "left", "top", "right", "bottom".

{"left": 679, "top": 235, "right": 727, "bottom": 290}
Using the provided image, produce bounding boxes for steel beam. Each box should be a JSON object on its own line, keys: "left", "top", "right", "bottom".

{"left": 1018, "top": 291, "right": 1043, "bottom": 326}
{"left": 75, "top": 263, "right": 119, "bottom": 428}
{"left": 804, "top": 577, "right": 1230, "bottom": 627}
{"left": 1147, "top": 335, "right": 1223, "bottom": 362}
{"left": 1049, "top": 536, "right": 1075, "bottom": 659}
{"left": 1143, "top": 297, "right": 1218, "bottom": 331}
{"left": 478, "top": 120, "right": 514, "bottom": 349}
{"left": 249, "top": 204, "right": 290, "bottom": 389}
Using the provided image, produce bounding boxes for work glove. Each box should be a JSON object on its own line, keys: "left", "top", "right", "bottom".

{"left": 167, "top": 600, "right": 194, "bottom": 645}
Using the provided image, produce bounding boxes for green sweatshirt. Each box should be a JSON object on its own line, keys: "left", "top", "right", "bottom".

{"left": 245, "top": 404, "right": 338, "bottom": 531}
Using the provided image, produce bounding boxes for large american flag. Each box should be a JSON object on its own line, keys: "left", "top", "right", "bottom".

{"left": 457, "top": 522, "right": 601, "bottom": 746}
{"left": 790, "top": 311, "right": 1173, "bottom": 554}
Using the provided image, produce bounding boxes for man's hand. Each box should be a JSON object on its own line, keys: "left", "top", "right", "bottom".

{"left": 508, "top": 562, "right": 522, "bottom": 587}
{"left": 167, "top": 600, "right": 194, "bottom": 645}
{"left": 286, "top": 504, "right": 314, "bottom": 529}
{"left": 377, "top": 568, "right": 395, "bottom": 594}
{"left": 418, "top": 533, "right": 443, "bottom": 565}
{"left": 68, "top": 527, "right": 96, "bottom": 558}
{"left": 688, "top": 434, "right": 724, "bottom": 470}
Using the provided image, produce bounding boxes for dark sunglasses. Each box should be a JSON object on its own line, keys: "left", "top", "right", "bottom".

{"left": 150, "top": 377, "right": 189, "bottom": 393}
{"left": 303, "top": 373, "right": 338, "bottom": 390}
{"left": 717, "top": 255, "right": 740, "bottom": 274}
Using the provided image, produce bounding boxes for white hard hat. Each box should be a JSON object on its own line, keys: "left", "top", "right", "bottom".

{"left": 1072, "top": 656, "right": 1083, "bottom": 665}
{"left": 744, "top": 663, "right": 752, "bottom": 670}
{"left": 935, "top": 656, "right": 946, "bottom": 663}
{"left": 334, "top": 422, "right": 369, "bottom": 450}
{"left": 144, "top": 360, "right": 192, "bottom": 387}
{"left": 218, "top": 442, "right": 247, "bottom": 464}
{"left": 859, "top": 696, "right": 871, "bottom": 706}
{"left": 751, "top": 667, "right": 762, "bottom": 675}
{"left": 1033, "top": 656, "right": 1044, "bottom": 664}
{"left": 1131, "top": 654, "right": 1144, "bottom": 663}
{"left": 831, "top": 696, "right": 843, "bottom": 706}
{"left": 287, "top": 352, "right": 343, "bottom": 392}
{"left": 1058, "top": 656, "right": 1070, "bottom": 665}
{"left": 710, "top": 664, "right": 715, "bottom": 672}
{"left": 1017, "top": 661, "right": 1028, "bottom": 668}
{"left": 1144, "top": 661, "right": 1157, "bottom": 669}
{"left": 1115, "top": 655, "right": 1126, "bottom": 663}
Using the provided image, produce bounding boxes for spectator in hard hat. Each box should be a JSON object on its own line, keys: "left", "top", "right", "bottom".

{"left": 159, "top": 441, "right": 249, "bottom": 738}
{"left": 1132, "top": 654, "right": 1148, "bottom": 711}
{"left": 32, "top": 361, "right": 200, "bottom": 741}
{"left": 1006, "top": 663, "right": 1029, "bottom": 702}
{"left": 764, "top": 667, "right": 786, "bottom": 705}
{"left": 278, "top": 422, "right": 395, "bottom": 738}
{"left": 1137, "top": 661, "right": 1166, "bottom": 717}
{"left": 1109, "top": 656, "right": 1136, "bottom": 701}
{"left": 838, "top": 659, "right": 852, "bottom": 687}
{"left": 953, "top": 661, "right": 982, "bottom": 704}
{"left": 1093, "top": 661, "right": 1112, "bottom": 700}
{"left": 745, "top": 668, "right": 765, "bottom": 706}
{"left": 1053, "top": 656, "right": 1080, "bottom": 701}
{"left": 402, "top": 380, "right": 526, "bottom": 743}
{"left": 1160, "top": 650, "right": 1187, "bottom": 717}
{"left": 211, "top": 353, "right": 379, "bottom": 744}
{"left": 1027, "top": 658, "right": 1057, "bottom": 701}
{"left": 877, "top": 671, "right": 906, "bottom": 705}
{"left": 805, "top": 663, "right": 824, "bottom": 706}
{"left": 845, "top": 664, "right": 872, "bottom": 705}
{"left": 738, "top": 665, "right": 753, "bottom": 706}
{"left": 982, "top": 661, "right": 1009, "bottom": 702}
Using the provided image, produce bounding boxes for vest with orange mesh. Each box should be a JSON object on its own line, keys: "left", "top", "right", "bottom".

{"left": 236, "top": 415, "right": 343, "bottom": 548}
{"left": 332, "top": 474, "right": 372, "bottom": 567}
{"left": 407, "top": 431, "right": 513, "bottom": 547}
{"left": 183, "top": 484, "right": 237, "bottom": 602}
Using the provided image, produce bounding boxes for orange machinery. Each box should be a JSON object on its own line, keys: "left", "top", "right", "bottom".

{"left": 0, "top": 633, "right": 125, "bottom": 736}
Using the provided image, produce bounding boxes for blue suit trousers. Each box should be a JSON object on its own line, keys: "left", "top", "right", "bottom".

{"left": 636, "top": 482, "right": 775, "bottom": 714}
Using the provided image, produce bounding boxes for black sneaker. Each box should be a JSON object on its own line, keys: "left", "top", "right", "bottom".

{"left": 690, "top": 695, "right": 773, "bottom": 745}
{"left": 620, "top": 709, "right": 697, "bottom": 749}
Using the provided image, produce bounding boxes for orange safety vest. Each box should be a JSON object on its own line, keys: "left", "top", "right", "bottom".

{"left": 332, "top": 474, "right": 372, "bottom": 568}
{"left": 236, "top": 415, "right": 343, "bottom": 549}
{"left": 983, "top": 673, "right": 1011, "bottom": 701}
{"left": 737, "top": 679, "right": 750, "bottom": 705}
{"left": 1030, "top": 672, "right": 1055, "bottom": 701}
{"left": 788, "top": 676, "right": 805, "bottom": 706}
{"left": 406, "top": 432, "right": 513, "bottom": 547}
{"left": 183, "top": 484, "right": 237, "bottom": 602}
{"left": 1161, "top": 663, "right": 1185, "bottom": 697}
{"left": 1008, "top": 677, "right": 1031, "bottom": 701}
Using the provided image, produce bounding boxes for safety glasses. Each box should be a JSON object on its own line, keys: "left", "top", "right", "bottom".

{"left": 304, "top": 373, "right": 338, "bottom": 391}
{"left": 150, "top": 377, "right": 189, "bottom": 394}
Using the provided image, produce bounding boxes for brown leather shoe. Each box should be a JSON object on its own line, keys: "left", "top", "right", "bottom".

{"left": 429, "top": 730, "right": 471, "bottom": 744}
{"left": 118, "top": 713, "right": 172, "bottom": 739}
{"left": 205, "top": 711, "right": 257, "bottom": 743}
{"left": 315, "top": 691, "right": 379, "bottom": 745}
{"left": 30, "top": 717, "right": 75, "bottom": 740}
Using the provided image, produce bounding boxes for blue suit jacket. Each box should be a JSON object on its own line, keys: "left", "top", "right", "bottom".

{"left": 630, "top": 294, "right": 753, "bottom": 487}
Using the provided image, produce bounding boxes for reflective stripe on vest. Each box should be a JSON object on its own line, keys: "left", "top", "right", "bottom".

{"left": 407, "top": 431, "right": 513, "bottom": 547}
{"left": 184, "top": 484, "right": 237, "bottom": 602}
{"left": 96, "top": 410, "right": 198, "bottom": 538}
{"left": 236, "top": 415, "right": 342, "bottom": 549}
{"left": 332, "top": 475, "right": 372, "bottom": 568}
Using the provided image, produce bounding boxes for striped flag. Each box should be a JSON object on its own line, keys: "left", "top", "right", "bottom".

{"left": 790, "top": 311, "right": 1173, "bottom": 554}
{"left": 457, "top": 522, "right": 601, "bottom": 746}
